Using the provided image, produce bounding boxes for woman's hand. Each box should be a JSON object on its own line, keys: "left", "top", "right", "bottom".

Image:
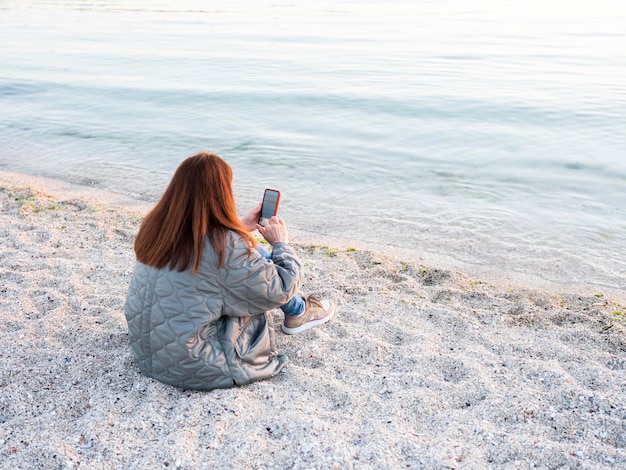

{"left": 241, "top": 203, "right": 262, "bottom": 232}
{"left": 257, "top": 216, "right": 289, "bottom": 245}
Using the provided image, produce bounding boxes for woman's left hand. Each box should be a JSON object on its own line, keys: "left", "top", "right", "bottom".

{"left": 241, "top": 202, "right": 262, "bottom": 232}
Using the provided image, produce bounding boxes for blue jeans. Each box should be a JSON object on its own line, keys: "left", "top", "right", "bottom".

{"left": 257, "top": 245, "right": 305, "bottom": 316}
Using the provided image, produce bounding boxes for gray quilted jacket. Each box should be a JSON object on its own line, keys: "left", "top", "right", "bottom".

{"left": 124, "top": 235, "right": 303, "bottom": 390}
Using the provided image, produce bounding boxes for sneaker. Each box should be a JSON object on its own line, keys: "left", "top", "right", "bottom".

{"left": 282, "top": 294, "right": 336, "bottom": 335}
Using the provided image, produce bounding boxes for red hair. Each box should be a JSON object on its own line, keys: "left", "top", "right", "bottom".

{"left": 134, "top": 152, "right": 256, "bottom": 273}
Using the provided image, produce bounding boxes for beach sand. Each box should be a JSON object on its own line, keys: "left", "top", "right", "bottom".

{"left": 1, "top": 170, "right": 625, "bottom": 469}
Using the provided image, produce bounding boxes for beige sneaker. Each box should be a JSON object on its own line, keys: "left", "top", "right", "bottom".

{"left": 282, "top": 294, "right": 336, "bottom": 335}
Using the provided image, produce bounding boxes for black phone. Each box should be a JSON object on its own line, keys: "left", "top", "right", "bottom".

{"left": 258, "top": 188, "right": 281, "bottom": 227}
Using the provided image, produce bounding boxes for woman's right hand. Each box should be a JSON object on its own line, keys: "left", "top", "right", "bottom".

{"left": 256, "top": 216, "right": 289, "bottom": 245}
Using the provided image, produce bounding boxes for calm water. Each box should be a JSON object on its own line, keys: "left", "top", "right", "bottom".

{"left": 1, "top": 0, "right": 625, "bottom": 294}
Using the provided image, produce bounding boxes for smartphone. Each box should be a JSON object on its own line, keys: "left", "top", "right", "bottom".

{"left": 258, "top": 188, "right": 281, "bottom": 227}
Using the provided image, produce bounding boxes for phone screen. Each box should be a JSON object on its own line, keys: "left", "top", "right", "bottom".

{"left": 259, "top": 189, "right": 280, "bottom": 226}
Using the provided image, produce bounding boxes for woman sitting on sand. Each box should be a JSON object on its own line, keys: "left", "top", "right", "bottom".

{"left": 124, "top": 152, "right": 335, "bottom": 390}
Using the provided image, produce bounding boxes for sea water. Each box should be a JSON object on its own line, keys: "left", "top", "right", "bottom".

{"left": 1, "top": 0, "right": 625, "bottom": 294}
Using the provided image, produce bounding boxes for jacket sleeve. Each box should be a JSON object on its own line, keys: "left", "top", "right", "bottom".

{"left": 218, "top": 237, "right": 304, "bottom": 317}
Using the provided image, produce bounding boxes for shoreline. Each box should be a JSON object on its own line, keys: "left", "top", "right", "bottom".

{"left": 1, "top": 169, "right": 625, "bottom": 468}
{"left": 3, "top": 168, "right": 622, "bottom": 301}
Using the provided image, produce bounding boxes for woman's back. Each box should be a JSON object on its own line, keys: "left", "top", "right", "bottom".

{"left": 125, "top": 232, "right": 302, "bottom": 390}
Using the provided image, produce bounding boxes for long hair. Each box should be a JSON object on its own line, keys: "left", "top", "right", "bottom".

{"left": 134, "top": 152, "right": 256, "bottom": 273}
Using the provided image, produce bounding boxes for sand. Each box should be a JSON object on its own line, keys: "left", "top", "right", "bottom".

{"left": 1, "top": 170, "right": 625, "bottom": 469}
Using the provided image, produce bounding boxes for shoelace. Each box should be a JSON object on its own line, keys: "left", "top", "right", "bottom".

{"left": 306, "top": 293, "right": 323, "bottom": 308}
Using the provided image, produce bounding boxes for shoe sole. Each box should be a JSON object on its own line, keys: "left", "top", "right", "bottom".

{"left": 281, "top": 302, "right": 336, "bottom": 335}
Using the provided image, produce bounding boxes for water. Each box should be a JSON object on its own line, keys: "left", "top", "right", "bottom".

{"left": 1, "top": 0, "right": 625, "bottom": 295}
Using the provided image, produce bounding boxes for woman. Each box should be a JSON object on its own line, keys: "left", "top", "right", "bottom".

{"left": 124, "top": 152, "right": 335, "bottom": 390}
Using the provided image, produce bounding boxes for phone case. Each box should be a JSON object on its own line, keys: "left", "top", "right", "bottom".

{"left": 259, "top": 188, "right": 281, "bottom": 225}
